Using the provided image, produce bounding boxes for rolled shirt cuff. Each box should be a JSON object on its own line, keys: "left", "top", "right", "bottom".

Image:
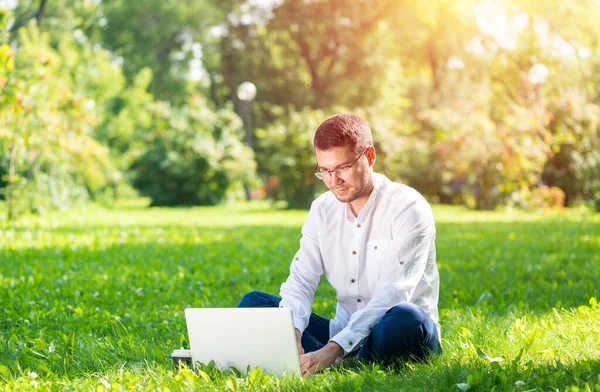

{"left": 329, "top": 328, "right": 366, "bottom": 356}
{"left": 329, "top": 318, "right": 343, "bottom": 338}
{"left": 278, "top": 303, "right": 309, "bottom": 334}
{"left": 292, "top": 315, "right": 309, "bottom": 334}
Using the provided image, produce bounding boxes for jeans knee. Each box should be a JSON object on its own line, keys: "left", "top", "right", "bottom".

{"left": 238, "top": 290, "right": 264, "bottom": 307}
{"left": 385, "top": 303, "right": 426, "bottom": 332}
{"left": 363, "top": 303, "right": 437, "bottom": 362}
{"left": 238, "top": 290, "right": 278, "bottom": 308}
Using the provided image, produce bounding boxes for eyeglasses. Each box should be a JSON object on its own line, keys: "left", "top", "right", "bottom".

{"left": 314, "top": 146, "right": 370, "bottom": 181}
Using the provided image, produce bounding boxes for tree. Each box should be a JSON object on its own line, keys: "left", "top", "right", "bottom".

{"left": 216, "top": 0, "right": 398, "bottom": 115}
{"left": 99, "top": 0, "right": 224, "bottom": 104}
{"left": 0, "top": 22, "right": 117, "bottom": 219}
{"left": 130, "top": 96, "right": 256, "bottom": 206}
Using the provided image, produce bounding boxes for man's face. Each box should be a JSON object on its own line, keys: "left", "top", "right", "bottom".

{"left": 315, "top": 145, "right": 373, "bottom": 203}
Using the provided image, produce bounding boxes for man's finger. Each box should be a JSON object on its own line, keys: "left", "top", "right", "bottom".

{"left": 303, "top": 363, "right": 320, "bottom": 377}
{"left": 300, "top": 354, "right": 319, "bottom": 376}
{"left": 302, "top": 364, "right": 315, "bottom": 378}
{"left": 299, "top": 355, "right": 312, "bottom": 373}
{"left": 301, "top": 363, "right": 313, "bottom": 376}
{"left": 299, "top": 354, "right": 310, "bottom": 366}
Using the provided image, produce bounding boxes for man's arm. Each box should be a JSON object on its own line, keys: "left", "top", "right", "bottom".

{"left": 279, "top": 202, "right": 324, "bottom": 334}
{"left": 295, "top": 328, "right": 304, "bottom": 355}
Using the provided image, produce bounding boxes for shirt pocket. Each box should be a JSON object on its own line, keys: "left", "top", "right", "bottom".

{"left": 366, "top": 236, "right": 398, "bottom": 286}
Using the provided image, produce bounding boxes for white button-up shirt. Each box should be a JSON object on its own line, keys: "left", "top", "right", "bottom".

{"left": 279, "top": 173, "right": 439, "bottom": 354}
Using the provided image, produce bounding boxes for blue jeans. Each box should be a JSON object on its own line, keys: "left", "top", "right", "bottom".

{"left": 238, "top": 291, "right": 441, "bottom": 364}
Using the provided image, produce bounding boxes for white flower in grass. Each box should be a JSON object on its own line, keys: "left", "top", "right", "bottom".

{"left": 515, "top": 380, "right": 525, "bottom": 388}
{"left": 27, "top": 371, "right": 38, "bottom": 379}
{"left": 456, "top": 383, "right": 470, "bottom": 391}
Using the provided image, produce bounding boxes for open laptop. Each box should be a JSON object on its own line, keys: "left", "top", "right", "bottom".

{"left": 184, "top": 308, "right": 301, "bottom": 376}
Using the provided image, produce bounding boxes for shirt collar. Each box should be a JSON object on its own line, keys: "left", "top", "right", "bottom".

{"left": 345, "top": 172, "right": 383, "bottom": 222}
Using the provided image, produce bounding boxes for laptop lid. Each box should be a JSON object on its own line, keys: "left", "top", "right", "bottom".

{"left": 184, "top": 308, "right": 301, "bottom": 376}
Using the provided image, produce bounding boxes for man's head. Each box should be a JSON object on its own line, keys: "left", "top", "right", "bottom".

{"left": 313, "top": 114, "right": 376, "bottom": 204}
{"left": 314, "top": 113, "right": 373, "bottom": 154}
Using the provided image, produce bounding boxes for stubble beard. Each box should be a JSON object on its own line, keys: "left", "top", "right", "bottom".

{"left": 332, "top": 171, "right": 371, "bottom": 204}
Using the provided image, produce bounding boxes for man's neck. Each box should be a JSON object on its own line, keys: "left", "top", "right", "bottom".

{"left": 348, "top": 176, "right": 375, "bottom": 217}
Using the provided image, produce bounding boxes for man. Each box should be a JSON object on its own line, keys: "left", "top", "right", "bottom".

{"left": 239, "top": 114, "right": 441, "bottom": 376}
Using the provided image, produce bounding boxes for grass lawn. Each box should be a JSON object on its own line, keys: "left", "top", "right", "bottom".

{"left": 1, "top": 201, "right": 599, "bottom": 391}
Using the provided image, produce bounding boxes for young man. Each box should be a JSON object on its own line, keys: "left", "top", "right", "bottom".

{"left": 239, "top": 114, "right": 440, "bottom": 376}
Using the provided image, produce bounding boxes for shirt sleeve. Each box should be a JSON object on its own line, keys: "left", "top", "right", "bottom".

{"left": 330, "top": 200, "right": 436, "bottom": 354}
{"left": 278, "top": 201, "right": 324, "bottom": 333}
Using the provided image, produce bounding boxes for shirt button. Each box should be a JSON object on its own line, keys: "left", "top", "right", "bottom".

{"left": 356, "top": 298, "right": 362, "bottom": 303}
{"left": 399, "top": 260, "right": 404, "bottom": 265}
{"left": 349, "top": 341, "right": 353, "bottom": 345}
{"left": 357, "top": 224, "right": 361, "bottom": 228}
{"left": 374, "top": 246, "right": 378, "bottom": 250}
{"left": 350, "top": 279, "right": 356, "bottom": 283}
{"left": 352, "top": 250, "right": 357, "bottom": 255}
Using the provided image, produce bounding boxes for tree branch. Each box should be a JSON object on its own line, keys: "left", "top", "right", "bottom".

{"left": 35, "top": 0, "right": 48, "bottom": 25}
{"left": 292, "top": 31, "right": 319, "bottom": 94}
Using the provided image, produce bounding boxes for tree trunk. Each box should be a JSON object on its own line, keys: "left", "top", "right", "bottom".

{"left": 207, "top": 69, "right": 220, "bottom": 109}
{"left": 427, "top": 37, "right": 441, "bottom": 94}
{"left": 35, "top": 0, "right": 48, "bottom": 24}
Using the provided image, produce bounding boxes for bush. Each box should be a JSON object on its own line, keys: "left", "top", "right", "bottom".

{"left": 255, "top": 107, "right": 328, "bottom": 208}
{"left": 0, "top": 22, "right": 120, "bottom": 219}
{"left": 542, "top": 91, "right": 600, "bottom": 208}
{"left": 130, "top": 97, "right": 256, "bottom": 206}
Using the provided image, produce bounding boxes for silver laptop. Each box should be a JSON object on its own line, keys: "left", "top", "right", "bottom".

{"left": 185, "top": 308, "right": 301, "bottom": 376}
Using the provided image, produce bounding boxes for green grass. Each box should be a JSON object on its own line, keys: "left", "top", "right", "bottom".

{"left": 1, "top": 201, "right": 599, "bottom": 391}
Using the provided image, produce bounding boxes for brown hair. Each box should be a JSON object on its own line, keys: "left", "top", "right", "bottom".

{"left": 314, "top": 114, "right": 373, "bottom": 153}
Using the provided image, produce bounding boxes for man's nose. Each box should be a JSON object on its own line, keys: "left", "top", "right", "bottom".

{"left": 330, "top": 170, "right": 343, "bottom": 184}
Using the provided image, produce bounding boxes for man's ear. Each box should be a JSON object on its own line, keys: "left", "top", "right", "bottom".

{"left": 367, "top": 146, "right": 376, "bottom": 165}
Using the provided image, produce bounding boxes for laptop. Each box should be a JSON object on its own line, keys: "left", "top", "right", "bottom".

{"left": 184, "top": 308, "right": 301, "bottom": 376}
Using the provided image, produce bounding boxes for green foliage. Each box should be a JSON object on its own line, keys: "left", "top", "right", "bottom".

{"left": 130, "top": 97, "right": 256, "bottom": 206}
{"left": 4, "top": 0, "right": 600, "bottom": 215}
{"left": 99, "top": 0, "right": 223, "bottom": 104}
{"left": 255, "top": 107, "right": 328, "bottom": 208}
{"left": 0, "top": 203, "right": 599, "bottom": 390}
{"left": 2, "top": 10, "right": 254, "bottom": 217}
{"left": 0, "top": 22, "right": 118, "bottom": 218}
{"left": 217, "top": 0, "right": 600, "bottom": 211}
{"left": 9, "top": 0, "right": 103, "bottom": 45}
{"left": 542, "top": 91, "right": 600, "bottom": 208}
{"left": 219, "top": 0, "right": 398, "bottom": 111}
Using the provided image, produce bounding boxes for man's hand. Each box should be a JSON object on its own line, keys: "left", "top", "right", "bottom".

{"left": 299, "top": 342, "right": 344, "bottom": 377}
{"left": 295, "top": 328, "right": 304, "bottom": 355}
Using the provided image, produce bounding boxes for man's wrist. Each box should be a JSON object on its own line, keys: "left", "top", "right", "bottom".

{"left": 324, "top": 341, "right": 344, "bottom": 358}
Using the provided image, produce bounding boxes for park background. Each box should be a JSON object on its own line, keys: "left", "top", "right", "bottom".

{"left": 1, "top": 0, "right": 599, "bottom": 391}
